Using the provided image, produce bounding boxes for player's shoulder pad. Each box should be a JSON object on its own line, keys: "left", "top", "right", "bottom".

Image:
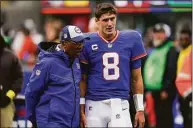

{"left": 83, "top": 32, "right": 98, "bottom": 45}
{"left": 120, "top": 30, "right": 143, "bottom": 47}
{"left": 121, "top": 29, "right": 142, "bottom": 39}
{"left": 83, "top": 32, "right": 98, "bottom": 39}
{"left": 120, "top": 30, "right": 142, "bottom": 44}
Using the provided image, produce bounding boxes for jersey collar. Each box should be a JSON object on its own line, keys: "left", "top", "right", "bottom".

{"left": 97, "top": 30, "right": 119, "bottom": 43}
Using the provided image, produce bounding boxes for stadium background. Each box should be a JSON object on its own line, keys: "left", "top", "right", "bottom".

{"left": 1, "top": 0, "right": 192, "bottom": 127}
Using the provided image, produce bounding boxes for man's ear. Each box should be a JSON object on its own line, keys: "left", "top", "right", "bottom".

{"left": 95, "top": 18, "right": 100, "bottom": 27}
{"left": 61, "top": 42, "right": 67, "bottom": 49}
{"left": 95, "top": 17, "right": 99, "bottom": 23}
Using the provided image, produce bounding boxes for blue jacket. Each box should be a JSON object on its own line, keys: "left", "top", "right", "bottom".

{"left": 25, "top": 42, "right": 81, "bottom": 127}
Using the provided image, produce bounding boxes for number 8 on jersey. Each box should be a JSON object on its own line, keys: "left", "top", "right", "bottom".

{"left": 103, "top": 52, "right": 120, "bottom": 80}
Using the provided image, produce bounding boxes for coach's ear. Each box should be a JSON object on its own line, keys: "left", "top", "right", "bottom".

{"left": 61, "top": 41, "right": 67, "bottom": 50}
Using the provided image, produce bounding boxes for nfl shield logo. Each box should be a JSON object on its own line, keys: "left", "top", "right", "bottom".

{"left": 108, "top": 43, "right": 112, "bottom": 48}
{"left": 76, "top": 63, "right": 80, "bottom": 69}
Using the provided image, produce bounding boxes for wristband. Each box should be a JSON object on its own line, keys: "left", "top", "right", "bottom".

{"left": 133, "top": 94, "right": 144, "bottom": 111}
{"left": 80, "top": 97, "right": 85, "bottom": 104}
{"left": 6, "top": 90, "right": 16, "bottom": 100}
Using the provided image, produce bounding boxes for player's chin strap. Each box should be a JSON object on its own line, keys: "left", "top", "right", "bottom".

{"left": 80, "top": 97, "right": 85, "bottom": 104}
{"left": 133, "top": 94, "right": 144, "bottom": 112}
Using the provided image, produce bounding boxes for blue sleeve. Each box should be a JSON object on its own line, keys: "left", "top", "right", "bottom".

{"left": 131, "top": 32, "right": 147, "bottom": 61}
{"left": 131, "top": 59, "right": 141, "bottom": 69}
{"left": 25, "top": 60, "right": 50, "bottom": 123}
{"left": 80, "top": 45, "right": 89, "bottom": 64}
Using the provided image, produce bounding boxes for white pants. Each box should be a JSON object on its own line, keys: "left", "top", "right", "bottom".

{"left": 85, "top": 98, "right": 133, "bottom": 127}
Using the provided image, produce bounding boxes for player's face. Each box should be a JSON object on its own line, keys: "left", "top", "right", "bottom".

{"left": 96, "top": 13, "right": 117, "bottom": 36}
{"left": 63, "top": 40, "right": 83, "bottom": 58}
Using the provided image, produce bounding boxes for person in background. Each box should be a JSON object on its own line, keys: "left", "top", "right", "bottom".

{"left": 143, "top": 27, "right": 154, "bottom": 56}
{"left": 88, "top": 17, "right": 99, "bottom": 32}
{"left": 25, "top": 25, "right": 88, "bottom": 127}
{"left": 143, "top": 23, "right": 178, "bottom": 128}
{"left": 175, "top": 29, "right": 192, "bottom": 128}
{"left": 22, "top": 19, "right": 43, "bottom": 46}
{"left": 44, "top": 18, "right": 64, "bottom": 43}
{"left": 12, "top": 19, "right": 43, "bottom": 65}
{"left": 0, "top": 23, "right": 23, "bottom": 127}
{"left": 17, "top": 25, "right": 38, "bottom": 65}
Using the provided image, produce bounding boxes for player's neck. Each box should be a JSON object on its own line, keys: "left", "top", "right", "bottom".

{"left": 100, "top": 30, "right": 117, "bottom": 42}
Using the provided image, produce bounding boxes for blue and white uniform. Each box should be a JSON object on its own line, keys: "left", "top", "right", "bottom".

{"left": 25, "top": 25, "right": 88, "bottom": 128}
{"left": 80, "top": 30, "right": 146, "bottom": 127}
{"left": 25, "top": 42, "right": 81, "bottom": 127}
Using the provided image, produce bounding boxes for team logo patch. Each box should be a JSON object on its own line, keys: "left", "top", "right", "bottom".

{"left": 74, "top": 27, "right": 81, "bottom": 34}
{"left": 108, "top": 43, "right": 113, "bottom": 48}
{"left": 64, "top": 33, "right": 68, "bottom": 39}
{"left": 36, "top": 70, "right": 41, "bottom": 76}
{"left": 76, "top": 63, "right": 80, "bottom": 69}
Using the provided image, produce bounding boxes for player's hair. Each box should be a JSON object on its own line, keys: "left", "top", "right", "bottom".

{"left": 95, "top": 3, "right": 117, "bottom": 19}
{"left": 180, "top": 29, "right": 192, "bottom": 37}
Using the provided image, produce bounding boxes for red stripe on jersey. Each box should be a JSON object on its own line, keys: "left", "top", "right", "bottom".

{"left": 131, "top": 53, "right": 147, "bottom": 61}
{"left": 80, "top": 60, "right": 88, "bottom": 64}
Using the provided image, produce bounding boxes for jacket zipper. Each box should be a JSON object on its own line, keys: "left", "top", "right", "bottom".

{"left": 71, "top": 67, "right": 76, "bottom": 127}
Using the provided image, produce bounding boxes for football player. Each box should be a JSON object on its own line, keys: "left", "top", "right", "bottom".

{"left": 80, "top": 3, "right": 146, "bottom": 128}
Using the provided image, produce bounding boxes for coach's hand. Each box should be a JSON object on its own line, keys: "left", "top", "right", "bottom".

{"left": 80, "top": 104, "right": 87, "bottom": 128}
{"left": 134, "top": 111, "right": 145, "bottom": 128}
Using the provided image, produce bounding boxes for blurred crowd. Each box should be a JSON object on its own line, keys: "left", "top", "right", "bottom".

{"left": 141, "top": 23, "right": 192, "bottom": 128}
{"left": 1, "top": 18, "right": 65, "bottom": 66}
{"left": 0, "top": 12, "right": 192, "bottom": 128}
